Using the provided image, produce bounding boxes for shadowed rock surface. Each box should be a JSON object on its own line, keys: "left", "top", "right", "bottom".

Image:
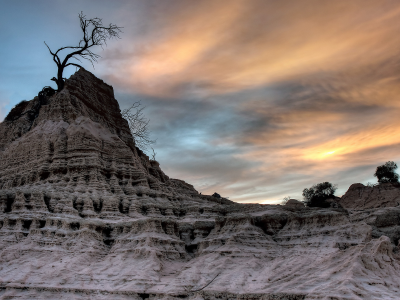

{"left": 0, "top": 69, "right": 400, "bottom": 300}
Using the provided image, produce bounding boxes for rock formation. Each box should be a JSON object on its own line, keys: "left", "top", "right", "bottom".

{"left": 284, "top": 199, "right": 305, "bottom": 209}
{"left": 0, "top": 69, "right": 400, "bottom": 300}
{"left": 339, "top": 183, "right": 400, "bottom": 209}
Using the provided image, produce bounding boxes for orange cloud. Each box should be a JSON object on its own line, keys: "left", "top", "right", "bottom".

{"left": 101, "top": 0, "right": 400, "bottom": 203}
{"left": 104, "top": 0, "right": 400, "bottom": 98}
{"left": 302, "top": 121, "right": 400, "bottom": 161}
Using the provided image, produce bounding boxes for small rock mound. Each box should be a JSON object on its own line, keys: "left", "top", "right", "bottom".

{"left": 284, "top": 199, "right": 304, "bottom": 209}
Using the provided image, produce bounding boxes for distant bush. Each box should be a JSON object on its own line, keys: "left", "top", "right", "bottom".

{"left": 302, "top": 182, "right": 337, "bottom": 208}
{"left": 212, "top": 192, "right": 221, "bottom": 199}
{"left": 374, "top": 161, "right": 399, "bottom": 184}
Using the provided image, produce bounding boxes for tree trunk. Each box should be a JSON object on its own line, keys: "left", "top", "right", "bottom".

{"left": 56, "top": 66, "right": 65, "bottom": 92}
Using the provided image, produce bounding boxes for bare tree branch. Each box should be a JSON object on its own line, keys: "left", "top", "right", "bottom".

{"left": 44, "top": 11, "right": 122, "bottom": 91}
{"left": 65, "top": 63, "right": 82, "bottom": 68}
{"left": 121, "top": 101, "right": 156, "bottom": 151}
{"left": 150, "top": 147, "right": 157, "bottom": 161}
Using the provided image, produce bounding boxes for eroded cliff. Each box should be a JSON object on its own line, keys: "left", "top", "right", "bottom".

{"left": 0, "top": 70, "right": 399, "bottom": 300}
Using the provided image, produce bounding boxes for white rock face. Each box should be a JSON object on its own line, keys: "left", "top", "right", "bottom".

{"left": 0, "top": 70, "right": 400, "bottom": 300}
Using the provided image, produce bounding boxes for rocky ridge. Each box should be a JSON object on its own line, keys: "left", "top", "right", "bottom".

{"left": 339, "top": 182, "right": 400, "bottom": 209}
{"left": 0, "top": 69, "right": 400, "bottom": 300}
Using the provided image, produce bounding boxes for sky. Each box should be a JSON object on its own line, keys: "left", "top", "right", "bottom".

{"left": 1, "top": 0, "right": 400, "bottom": 204}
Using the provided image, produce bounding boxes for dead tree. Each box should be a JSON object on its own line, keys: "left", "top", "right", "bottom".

{"left": 44, "top": 12, "right": 122, "bottom": 92}
{"left": 121, "top": 101, "right": 156, "bottom": 150}
{"left": 150, "top": 147, "right": 157, "bottom": 161}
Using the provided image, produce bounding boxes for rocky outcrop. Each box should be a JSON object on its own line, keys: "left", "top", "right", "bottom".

{"left": 339, "top": 183, "right": 400, "bottom": 209}
{"left": 0, "top": 69, "right": 196, "bottom": 200}
{"left": 1, "top": 69, "right": 400, "bottom": 300}
{"left": 284, "top": 199, "right": 304, "bottom": 209}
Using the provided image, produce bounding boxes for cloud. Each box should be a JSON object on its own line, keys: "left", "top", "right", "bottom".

{"left": 105, "top": 1, "right": 400, "bottom": 203}
{"left": 103, "top": 0, "right": 400, "bottom": 98}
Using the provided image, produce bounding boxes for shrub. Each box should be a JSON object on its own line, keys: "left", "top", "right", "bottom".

{"left": 302, "top": 182, "right": 337, "bottom": 208}
{"left": 374, "top": 161, "right": 399, "bottom": 184}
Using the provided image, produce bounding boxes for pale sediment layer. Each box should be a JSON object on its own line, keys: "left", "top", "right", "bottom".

{"left": 0, "top": 69, "right": 399, "bottom": 300}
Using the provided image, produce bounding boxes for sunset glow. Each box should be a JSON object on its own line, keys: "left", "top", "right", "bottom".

{"left": 324, "top": 151, "right": 336, "bottom": 156}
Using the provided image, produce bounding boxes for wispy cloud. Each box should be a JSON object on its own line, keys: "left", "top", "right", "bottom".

{"left": 97, "top": 0, "right": 400, "bottom": 203}
{"left": 104, "top": 0, "right": 400, "bottom": 203}
{"left": 104, "top": 0, "right": 400, "bottom": 96}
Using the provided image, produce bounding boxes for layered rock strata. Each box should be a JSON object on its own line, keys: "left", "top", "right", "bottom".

{"left": 0, "top": 70, "right": 400, "bottom": 300}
